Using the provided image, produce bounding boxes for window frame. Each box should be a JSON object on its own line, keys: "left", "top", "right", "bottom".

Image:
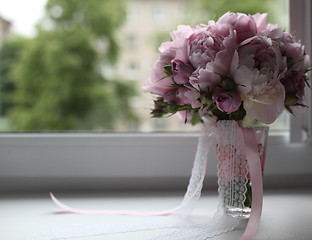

{"left": 289, "top": 0, "right": 312, "bottom": 142}
{"left": 0, "top": 0, "right": 311, "bottom": 192}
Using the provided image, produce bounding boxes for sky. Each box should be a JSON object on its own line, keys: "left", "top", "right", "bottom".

{"left": 0, "top": 0, "right": 47, "bottom": 37}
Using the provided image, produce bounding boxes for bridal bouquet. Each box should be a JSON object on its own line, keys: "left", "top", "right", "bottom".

{"left": 144, "top": 12, "right": 310, "bottom": 125}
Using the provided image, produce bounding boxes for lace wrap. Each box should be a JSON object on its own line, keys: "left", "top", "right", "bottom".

{"left": 216, "top": 120, "right": 250, "bottom": 217}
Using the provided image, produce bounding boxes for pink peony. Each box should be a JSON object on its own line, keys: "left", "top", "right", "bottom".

{"left": 233, "top": 36, "right": 287, "bottom": 124}
{"left": 189, "top": 33, "right": 237, "bottom": 92}
{"left": 144, "top": 26, "right": 194, "bottom": 97}
{"left": 243, "top": 82, "right": 286, "bottom": 124}
{"left": 284, "top": 42, "right": 310, "bottom": 72}
{"left": 261, "top": 24, "right": 284, "bottom": 39}
{"left": 189, "top": 67, "right": 222, "bottom": 91}
{"left": 143, "top": 60, "right": 175, "bottom": 96}
{"left": 175, "top": 86, "right": 195, "bottom": 105}
{"left": 251, "top": 13, "right": 268, "bottom": 33}
{"left": 177, "top": 110, "right": 194, "bottom": 123}
{"left": 183, "top": 87, "right": 202, "bottom": 108}
{"left": 163, "top": 86, "right": 201, "bottom": 107}
{"left": 188, "top": 31, "right": 225, "bottom": 68}
{"left": 216, "top": 12, "right": 257, "bottom": 43}
{"left": 159, "top": 25, "right": 193, "bottom": 63}
{"left": 171, "top": 59, "right": 194, "bottom": 84}
{"left": 281, "top": 71, "right": 306, "bottom": 103}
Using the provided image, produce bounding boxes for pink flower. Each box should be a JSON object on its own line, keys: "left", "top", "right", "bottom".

{"left": 261, "top": 24, "right": 284, "bottom": 39}
{"left": 243, "top": 82, "right": 286, "bottom": 124}
{"left": 280, "top": 40, "right": 310, "bottom": 108}
{"left": 251, "top": 13, "right": 268, "bottom": 33}
{"left": 184, "top": 88, "right": 202, "bottom": 108}
{"left": 175, "top": 86, "right": 194, "bottom": 105}
{"left": 281, "top": 71, "right": 306, "bottom": 103}
{"left": 212, "top": 90, "right": 242, "bottom": 113}
{"left": 143, "top": 26, "right": 194, "bottom": 97}
{"left": 171, "top": 59, "right": 194, "bottom": 84}
{"left": 163, "top": 89, "right": 178, "bottom": 103}
{"left": 189, "top": 67, "right": 221, "bottom": 91}
{"left": 177, "top": 110, "right": 193, "bottom": 123}
{"left": 143, "top": 60, "right": 175, "bottom": 96}
{"left": 216, "top": 12, "right": 257, "bottom": 43}
{"left": 163, "top": 86, "right": 201, "bottom": 107}
{"left": 232, "top": 36, "right": 287, "bottom": 124}
{"left": 159, "top": 25, "right": 193, "bottom": 63}
{"left": 188, "top": 31, "right": 225, "bottom": 68}
{"left": 207, "top": 20, "right": 232, "bottom": 37}
{"left": 189, "top": 32, "right": 237, "bottom": 92}
{"left": 284, "top": 42, "right": 310, "bottom": 72}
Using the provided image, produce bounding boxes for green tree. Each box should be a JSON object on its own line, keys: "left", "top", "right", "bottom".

{"left": 194, "top": 0, "right": 287, "bottom": 27}
{"left": 44, "top": 0, "right": 126, "bottom": 62}
{"left": 0, "top": 37, "right": 28, "bottom": 116}
{"left": 5, "top": 0, "right": 139, "bottom": 131}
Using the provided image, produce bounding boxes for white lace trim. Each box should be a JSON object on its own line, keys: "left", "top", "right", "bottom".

{"left": 216, "top": 120, "right": 249, "bottom": 215}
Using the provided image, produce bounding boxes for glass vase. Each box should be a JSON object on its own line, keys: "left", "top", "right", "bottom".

{"left": 215, "top": 120, "right": 268, "bottom": 219}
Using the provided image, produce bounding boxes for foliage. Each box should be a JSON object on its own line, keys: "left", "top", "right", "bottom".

{"left": 0, "top": 0, "right": 139, "bottom": 131}
{"left": 0, "top": 37, "right": 28, "bottom": 116}
{"left": 9, "top": 30, "right": 97, "bottom": 130}
{"left": 196, "top": 0, "right": 279, "bottom": 22}
{"left": 44, "top": 0, "right": 126, "bottom": 63}
{"left": 77, "top": 80, "right": 139, "bottom": 130}
{"left": 193, "top": 0, "right": 287, "bottom": 28}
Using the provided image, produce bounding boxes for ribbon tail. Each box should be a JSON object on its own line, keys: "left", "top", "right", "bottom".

{"left": 241, "top": 128, "right": 264, "bottom": 240}
{"left": 50, "top": 192, "right": 176, "bottom": 216}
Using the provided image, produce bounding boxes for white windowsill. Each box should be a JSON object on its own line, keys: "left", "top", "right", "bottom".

{"left": 1, "top": 189, "right": 312, "bottom": 240}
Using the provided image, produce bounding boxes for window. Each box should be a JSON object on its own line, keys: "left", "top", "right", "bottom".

{"left": 126, "top": 3, "right": 138, "bottom": 23}
{"left": 0, "top": 0, "right": 311, "bottom": 192}
{"left": 0, "top": 0, "right": 295, "bottom": 133}
{"left": 126, "top": 34, "right": 137, "bottom": 49}
{"left": 126, "top": 60, "right": 139, "bottom": 78}
{"left": 152, "top": 4, "right": 166, "bottom": 25}
{"left": 289, "top": 0, "right": 312, "bottom": 142}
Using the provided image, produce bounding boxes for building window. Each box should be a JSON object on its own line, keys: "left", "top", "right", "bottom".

{"left": 126, "top": 3, "right": 138, "bottom": 23}
{"left": 152, "top": 5, "right": 166, "bottom": 25}
{"left": 127, "top": 34, "right": 137, "bottom": 49}
{"left": 127, "top": 60, "right": 139, "bottom": 78}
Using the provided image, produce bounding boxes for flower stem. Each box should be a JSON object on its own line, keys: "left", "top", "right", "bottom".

{"left": 244, "top": 181, "right": 252, "bottom": 208}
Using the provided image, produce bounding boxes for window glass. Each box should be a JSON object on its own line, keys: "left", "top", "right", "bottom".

{"left": 0, "top": 0, "right": 290, "bottom": 132}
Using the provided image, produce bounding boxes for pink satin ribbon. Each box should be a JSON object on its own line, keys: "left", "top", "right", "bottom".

{"left": 241, "top": 128, "right": 263, "bottom": 240}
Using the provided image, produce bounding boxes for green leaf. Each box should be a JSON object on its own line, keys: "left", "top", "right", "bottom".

{"left": 304, "top": 75, "right": 310, "bottom": 88}
{"left": 285, "top": 105, "right": 294, "bottom": 115}
{"left": 286, "top": 56, "right": 293, "bottom": 68}
{"left": 191, "top": 111, "right": 201, "bottom": 125}
{"left": 163, "top": 64, "right": 173, "bottom": 77}
{"left": 294, "top": 103, "right": 309, "bottom": 108}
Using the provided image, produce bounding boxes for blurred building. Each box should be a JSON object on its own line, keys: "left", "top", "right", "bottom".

{"left": 0, "top": 16, "right": 11, "bottom": 48}
{"left": 110, "top": 0, "right": 202, "bottom": 132}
